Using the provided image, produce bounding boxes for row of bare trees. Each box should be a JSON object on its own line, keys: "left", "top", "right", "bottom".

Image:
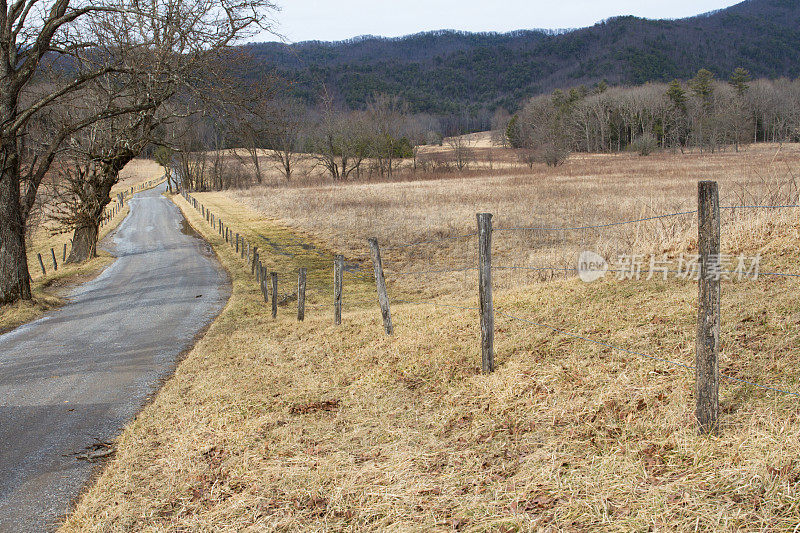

{"left": 0, "top": 0, "right": 278, "bottom": 305}
{"left": 170, "top": 92, "right": 455, "bottom": 190}
{"left": 507, "top": 70, "right": 800, "bottom": 166}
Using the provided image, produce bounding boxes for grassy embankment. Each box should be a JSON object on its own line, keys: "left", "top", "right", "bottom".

{"left": 64, "top": 147, "right": 800, "bottom": 530}
{"left": 0, "top": 160, "right": 165, "bottom": 334}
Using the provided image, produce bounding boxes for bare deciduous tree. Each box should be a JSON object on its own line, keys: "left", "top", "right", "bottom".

{"left": 54, "top": 0, "right": 277, "bottom": 263}
{"left": 445, "top": 134, "right": 475, "bottom": 171}
{"left": 263, "top": 98, "right": 308, "bottom": 181}
{"left": 311, "top": 95, "right": 370, "bottom": 181}
{"left": 0, "top": 0, "right": 277, "bottom": 303}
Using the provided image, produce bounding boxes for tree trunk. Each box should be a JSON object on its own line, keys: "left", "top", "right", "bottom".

{"left": 66, "top": 223, "right": 100, "bottom": 263}
{"left": 65, "top": 167, "right": 116, "bottom": 264}
{"left": 0, "top": 153, "right": 32, "bottom": 304}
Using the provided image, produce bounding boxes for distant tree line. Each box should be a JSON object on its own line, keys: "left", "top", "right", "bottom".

{"left": 506, "top": 69, "right": 800, "bottom": 166}
{"left": 174, "top": 92, "right": 449, "bottom": 189}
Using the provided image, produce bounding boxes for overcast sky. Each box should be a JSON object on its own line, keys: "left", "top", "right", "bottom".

{"left": 259, "top": 0, "right": 743, "bottom": 43}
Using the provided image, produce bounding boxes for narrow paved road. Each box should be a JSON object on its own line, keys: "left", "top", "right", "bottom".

{"left": 0, "top": 184, "right": 229, "bottom": 532}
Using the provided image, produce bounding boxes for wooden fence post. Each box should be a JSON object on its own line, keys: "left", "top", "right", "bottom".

{"left": 251, "top": 247, "right": 258, "bottom": 275}
{"left": 298, "top": 268, "right": 307, "bottom": 321}
{"left": 477, "top": 213, "right": 494, "bottom": 374}
{"left": 261, "top": 266, "right": 269, "bottom": 302}
{"left": 271, "top": 272, "right": 278, "bottom": 319}
{"left": 696, "top": 180, "right": 720, "bottom": 435}
{"left": 235, "top": 234, "right": 239, "bottom": 254}
{"left": 37, "top": 253, "right": 46, "bottom": 276}
{"left": 368, "top": 238, "right": 393, "bottom": 335}
{"left": 50, "top": 248, "right": 57, "bottom": 271}
{"left": 63, "top": 243, "right": 67, "bottom": 263}
{"left": 334, "top": 255, "right": 344, "bottom": 325}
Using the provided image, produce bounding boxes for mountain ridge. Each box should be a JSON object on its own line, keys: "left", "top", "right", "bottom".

{"left": 243, "top": 0, "right": 800, "bottom": 114}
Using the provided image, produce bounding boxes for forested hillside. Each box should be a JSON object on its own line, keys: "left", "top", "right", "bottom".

{"left": 244, "top": 0, "right": 800, "bottom": 115}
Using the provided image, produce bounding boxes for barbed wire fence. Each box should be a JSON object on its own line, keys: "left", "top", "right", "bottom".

{"left": 180, "top": 181, "right": 800, "bottom": 435}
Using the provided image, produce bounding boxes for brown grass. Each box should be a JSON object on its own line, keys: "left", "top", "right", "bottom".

{"left": 62, "top": 145, "right": 800, "bottom": 531}
{"left": 229, "top": 143, "right": 800, "bottom": 301}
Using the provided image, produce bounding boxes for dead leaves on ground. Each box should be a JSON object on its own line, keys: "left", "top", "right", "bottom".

{"left": 289, "top": 399, "right": 340, "bottom": 415}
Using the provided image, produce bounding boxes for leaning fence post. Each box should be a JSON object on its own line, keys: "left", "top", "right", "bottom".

{"left": 50, "top": 248, "right": 58, "bottom": 271}
{"left": 368, "top": 238, "right": 393, "bottom": 335}
{"left": 37, "top": 253, "right": 46, "bottom": 276}
{"left": 271, "top": 272, "right": 278, "bottom": 319}
{"left": 477, "top": 213, "right": 494, "bottom": 374}
{"left": 696, "top": 181, "right": 720, "bottom": 435}
{"left": 334, "top": 255, "right": 344, "bottom": 325}
{"left": 298, "top": 268, "right": 307, "bottom": 321}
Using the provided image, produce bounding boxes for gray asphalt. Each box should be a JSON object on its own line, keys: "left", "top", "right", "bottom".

{"left": 0, "top": 184, "right": 229, "bottom": 532}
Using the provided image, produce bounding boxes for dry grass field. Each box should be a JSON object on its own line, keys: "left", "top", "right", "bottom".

{"left": 62, "top": 144, "right": 800, "bottom": 531}
{"left": 0, "top": 159, "right": 165, "bottom": 333}
{"left": 229, "top": 143, "right": 800, "bottom": 302}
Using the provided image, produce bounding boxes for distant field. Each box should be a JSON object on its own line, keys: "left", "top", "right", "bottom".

{"left": 228, "top": 142, "right": 800, "bottom": 302}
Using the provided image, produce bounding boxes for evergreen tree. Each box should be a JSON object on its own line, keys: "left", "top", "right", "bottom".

{"left": 690, "top": 69, "right": 716, "bottom": 109}
{"left": 666, "top": 80, "right": 687, "bottom": 111}
{"left": 729, "top": 67, "right": 752, "bottom": 96}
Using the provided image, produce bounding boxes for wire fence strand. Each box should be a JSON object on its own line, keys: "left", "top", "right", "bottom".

{"left": 382, "top": 232, "right": 478, "bottom": 250}
{"left": 494, "top": 210, "right": 698, "bottom": 233}
{"left": 388, "top": 266, "right": 479, "bottom": 277}
{"left": 494, "top": 309, "right": 800, "bottom": 398}
{"left": 721, "top": 205, "right": 800, "bottom": 210}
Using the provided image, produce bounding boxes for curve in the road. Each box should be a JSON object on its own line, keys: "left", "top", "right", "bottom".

{"left": 0, "top": 184, "right": 229, "bottom": 532}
